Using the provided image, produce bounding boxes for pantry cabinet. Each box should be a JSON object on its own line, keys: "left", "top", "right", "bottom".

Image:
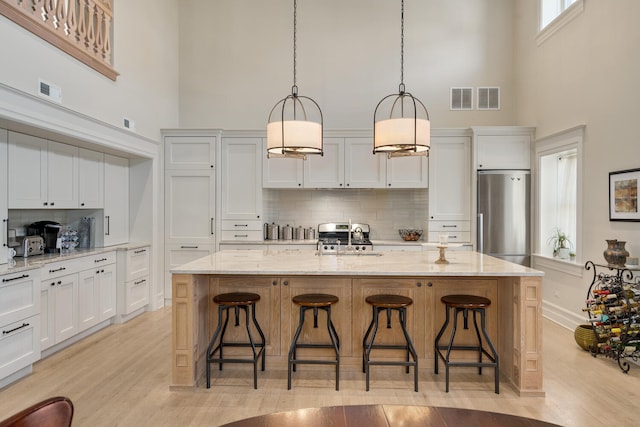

{"left": 104, "top": 154, "right": 129, "bottom": 246}
{"left": 221, "top": 137, "right": 263, "bottom": 220}
{"left": 0, "top": 131, "right": 7, "bottom": 264}
{"left": 78, "top": 148, "right": 104, "bottom": 208}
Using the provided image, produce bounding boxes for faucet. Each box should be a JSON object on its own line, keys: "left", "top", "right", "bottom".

{"left": 347, "top": 219, "right": 352, "bottom": 250}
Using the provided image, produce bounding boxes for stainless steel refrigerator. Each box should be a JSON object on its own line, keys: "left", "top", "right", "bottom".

{"left": 477, "top": 170, "right": 531, "bottom": 266}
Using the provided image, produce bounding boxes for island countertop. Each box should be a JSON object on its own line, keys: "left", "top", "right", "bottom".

{"left": 171, "top": 249, "right": 544, "bottom": 277}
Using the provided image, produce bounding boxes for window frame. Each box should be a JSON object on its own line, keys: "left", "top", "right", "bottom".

{"left": 536, "top": 0, "right": 584, "bottom": 46}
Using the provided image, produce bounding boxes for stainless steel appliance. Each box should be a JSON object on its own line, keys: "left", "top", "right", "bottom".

{"left": 14, "top": 236, "right": 44, "bottom": 257}
{"left": 477, "top": 170, "right": 530, "bottom": 266}
{"left": 26, "top": 221, "right": 62, "bottom": 254}
{"left": 317, "top": 222, "right": 373, "bottom": 254}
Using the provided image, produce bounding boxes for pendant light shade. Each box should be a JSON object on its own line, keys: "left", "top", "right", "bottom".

{"left": 267, "top": 0, "right": 323, "bottom": 159}
{"left": 373, "top": 0, "right": 430, "bottom": 157}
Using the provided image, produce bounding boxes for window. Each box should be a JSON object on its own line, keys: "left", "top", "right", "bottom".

{"left": 535, "top": 126, "right": 583, "bottom": 261}
{"left": 537, "top": 0, "right": 584, "bottom": 45}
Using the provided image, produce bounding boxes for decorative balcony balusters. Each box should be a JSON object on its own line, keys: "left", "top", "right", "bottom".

{"left": 0, "top": 0, "right": 118, "bottom": 80}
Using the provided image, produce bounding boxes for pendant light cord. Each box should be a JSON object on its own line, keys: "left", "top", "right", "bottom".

{"left": 292, "top": 0, "right": 298, "bottom": 96}
{"left": 399, "top": 0, "right": 405, "bottom": 94}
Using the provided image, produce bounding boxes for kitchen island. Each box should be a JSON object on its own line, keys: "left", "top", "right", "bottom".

{"left": 171, "top": 249, "right": 544, "bottom": 396}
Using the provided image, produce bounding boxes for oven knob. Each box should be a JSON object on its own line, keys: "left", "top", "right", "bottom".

{"left": 330, "top": 245, "right": 335, "bottom": 250}
{"left": 355, "top": 246, "right": 360, "bottom": 251}
{"left": 361, "top": 246, "right": 367, "bottom": 251}
{"left": 323, "top": 245, "right": 329, "bottom": 251}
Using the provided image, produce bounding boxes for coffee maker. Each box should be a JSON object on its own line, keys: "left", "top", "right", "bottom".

{"left": 27, "top": 221, "right": 62, "bottom": 254}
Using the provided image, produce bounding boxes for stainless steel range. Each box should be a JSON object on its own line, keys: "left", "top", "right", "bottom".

{"left": 317, "top": 222, "right": 373, "bottom": 254}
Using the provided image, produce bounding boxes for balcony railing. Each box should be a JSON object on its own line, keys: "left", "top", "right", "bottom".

{"left": 0, "top": 0, "right": 118, "bottom": 80}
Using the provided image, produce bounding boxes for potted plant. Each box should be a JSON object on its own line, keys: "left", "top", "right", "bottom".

{"left": 547, "top": 228, "right": 572, "bottom": 259}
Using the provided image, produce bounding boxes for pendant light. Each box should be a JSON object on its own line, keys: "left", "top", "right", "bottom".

{"left": 373, "top": 0, "right": 430, "bottom": 158}
{"left": 267, "top": 0, "right": 323, "bottom": 160}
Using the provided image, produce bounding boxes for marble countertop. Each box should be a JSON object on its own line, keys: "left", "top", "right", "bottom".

{"left": 172, "top": 249, "right": 543, "bottom": 277}
{"left": 0, "top": 242, "right": 150, "bottom": 276}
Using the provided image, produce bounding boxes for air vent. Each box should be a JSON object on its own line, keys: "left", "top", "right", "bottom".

{"left": 123, "top": 117, "right": 136, "bottom": 131}
{"left": 38, "top": 79, "right": 62, "bottom": 103}
{"left": 477, "top": 87, "right": 500, "bottom": 110}
{"left": 450, "top": 87, "right": 473, "bottom": 110}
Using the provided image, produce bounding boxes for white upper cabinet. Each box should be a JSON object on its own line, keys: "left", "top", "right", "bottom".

{"left": 104, "top": 154, "right": 129, "bottom": 246}
{"left": 165, "top": 135, "right": 216, "bottom": 170}
{"left": 474, "top": 128, "right": 534, "bottom": 170}
{"left": 304, "top": 138, "right": 345, "bottom": 188}
{"left": 344, "top": 138, "right": 386, "bottom": 188}
{"left": 46, "top": 141, "right": 78, "bottom": 208}
{"left": 262, "top": 139, "right": 304, "bottom": 188}
{"left": 221, "top": 138, "right": 262, "bottom": 220}
{"left": 165, "top": 170, "right": 215, "bottom": 243}
{"left": 78, "top": 148, "right": 104, "bottom": 209}
{"left": 8, "top": 132, "right": 48, "bottom": 208}
{"left": 386, "top": 155, "right": 429, "bottom": 188}
{"left": 428, "top": 135, "right": 471, "bottom": 221}
{"left": 0, "top": 130, "right": 7, "bottom": 264}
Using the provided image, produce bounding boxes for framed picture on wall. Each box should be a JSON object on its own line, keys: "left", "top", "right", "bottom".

{"left": 609, "top": 168, "right": 640, "bottom": 221}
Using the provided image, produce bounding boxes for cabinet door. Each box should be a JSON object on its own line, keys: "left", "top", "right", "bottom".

{"left": 165, "top": 135, "right": 216, "bottom": 170}
{"left": 428, "top": 136, "right": 471, "bottom": 221}
{"left": 78, "top": 148, "right": 104, "bottom": 208}
{"left": 47, "top": 141, "right": 78, "bottom": 208}
{"left": 0, "top": 315, "right": 40, "bottom": 380}
{"left": 262, "top": 140, "right": 304, "bottom": 188}
{"left": 165, "top": 171, "right": 215, "bottom": 244}
{"left": 0, "top": 130, "right": 7, "bottom": 264}
{"left": 98, "top": 264, "right": 116, "bottom": 321}
{"left": 386, "top": 155, "right": 429, "bottom": 188}
{"left": 352, "top": 278, "right": 427, "bottom": 359}
{"left": 40, "top": 283, "right": 54, "bottom": 350}
{"left": 303, "top": 138, "right": 344, "bottom": 188}
{"left": 344, "top": 138, "right": 386, "bottom": 188}
{"left": 281, "top": 277, "right": 352, "bottom": 357}
{"left": 221, "top": 138, "right": 262, "bottom": 220}
{"left": 78, "top": 269, "right": 99, "bottom": 331}
{"left": 126, "top": 247, "right": 150, "bottom": 281}
{"left": 164, "top": 244, "right": 213, "bottom": 298}
{"left": 104, "top": 154, "right": 129, "bottom": 246}
{"left": 477, "top": 134, "right": 531, "bottom": 170}
{"left": 214, "top": 276, "right": 282, "bottom": 356}
{"left": 53, "top": 273, "right": 79, "bottom": 344}
{"left": 8, "top": 131, "right": 48, "bottom": 208}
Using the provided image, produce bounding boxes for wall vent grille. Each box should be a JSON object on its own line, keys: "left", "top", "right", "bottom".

{"left": 477, "top": 87, "right": 500, "bottom": 110}
{"left": 450, "top": 87, "right": 473, "bottom": 110}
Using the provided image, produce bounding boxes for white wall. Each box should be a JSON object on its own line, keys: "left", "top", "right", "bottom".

{"left": 178, "top": 0, "right": 517, "bottom": 130}
{"left": 0, "top": 0, "right": 180, "bottom": 141}
{"left": 514, "top": 1, "right": 640, "bottom": 328}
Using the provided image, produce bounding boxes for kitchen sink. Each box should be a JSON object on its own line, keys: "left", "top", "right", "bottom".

{"left": 316, "top": 251, "right": 383, "bottom": 257}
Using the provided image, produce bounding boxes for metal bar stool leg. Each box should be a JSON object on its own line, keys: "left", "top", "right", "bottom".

{"left": 398, "top": 307, "right": 419, "bottom": 392}
{"left": 434, "top": 304, "right": 451, "bottom": 374}
{"left": 362, "top": 305, "right": 376, "bottom": 373}
{"left": 479, "top": 308, "right": 500, "bottom": 394}
{"left": 471, "top": 309, "right": 484, "bottom": 375}
{"left": 206, "top": 304, "right": 226, "bottom": 389}
{"left": 325, "top": 305, "right": 340, "bottom": 391}
{"left": 250, "top": 302, "right": 266, "bottom": 372}
{"left": 288, "top": 305, "right": 307, "bottom": 390}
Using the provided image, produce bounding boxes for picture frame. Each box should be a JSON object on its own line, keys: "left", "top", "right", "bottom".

{"left": 609, "top": 168, "right": 640, "bottom": 221}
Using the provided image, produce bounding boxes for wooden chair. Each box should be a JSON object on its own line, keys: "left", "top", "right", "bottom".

{"left": 0, "top": 396, "right": 74, "bottom": 427}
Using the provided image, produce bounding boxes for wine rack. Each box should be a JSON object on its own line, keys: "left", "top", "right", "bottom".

{"left": 584, "top": 261, "right": 640, "bottom": 372}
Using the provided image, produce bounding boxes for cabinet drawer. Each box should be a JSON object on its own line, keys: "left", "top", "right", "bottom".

{"left": 428, "top": 231, "right": 471, "bottom": 243}
{"left": 220, "top": 230, "right": 263, "bottom": 241}
{"left": 78, "top": 251, "right": 117, "bottom": 271}
{"left": 0, "top": 271, "right": 39, "bottom": 326}
{"left": 0, "top": 314, "right": 40, "bottom": 379}
{"left": 126, "top": 247, "right": 150, "bottom": 281}
{"left": 429, "top": 221, "right": 471, "bottom": 232}
{"left": 41, "top": 259, "right": 81, "bottom": 281}
{"left": 221, "top": 220, "right": 263, "bottom": 231}
{"left": 125, "top": 276, "right": 149, "bottom": 314}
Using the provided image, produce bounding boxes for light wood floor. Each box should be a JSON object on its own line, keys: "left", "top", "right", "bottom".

{"left": 0, "top": 307, "right": 638, "bottom": 426}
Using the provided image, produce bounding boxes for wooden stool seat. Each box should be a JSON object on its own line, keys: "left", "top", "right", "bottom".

{"left": 293, "top": 293, "right": 339, "bottom": 307}
{"left": 363, "top": 294, "right": 418, "bottom": 392}
{"left": 435, "top": 294, "right": 499, "bottom": 393}
{"left": 440, "top": 294, "right": 491, "bottom": 309}
{"left": 214, "top": 292, "right": 261, "bottom": 306}
{"left": 366, "top": 294, "right": 413, "bottom": 308}
{"left": 288, "top": 293, "right": 340, "bottom": 391}
{"left": 206, "top": 292, "right": 266, "bottom": 389}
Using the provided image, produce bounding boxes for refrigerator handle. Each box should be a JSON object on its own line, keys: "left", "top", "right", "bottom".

{"left": 477, "top": 213, "right": 484, "bottom": 253}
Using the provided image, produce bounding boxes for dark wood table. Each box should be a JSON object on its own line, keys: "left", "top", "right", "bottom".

{"left": 220, "top": 404, "right": 563, "bottom": 427}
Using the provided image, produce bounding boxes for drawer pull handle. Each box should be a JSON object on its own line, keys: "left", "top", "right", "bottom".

{"left": 442, "top": 225, "right": 458, "bottom": 228}
{"left": 235, "top": 224, "right": 249, "bottom": 227}
{"left": 234, "top": 234, "right": 248, "bottom": 238}
{"left": 134, "top": 249, "right": 147, "bottom": 254}
{"left": 2, "top": 274, "right": 30, "bottom": 283}
{"left": 49, "top": 267, "right": 66, "bottom": 273}
{"left": 180, "top": 245, "right": 198, "bottom": 249}
{"left": 94, "top": 258, "right": 108, "bottom": 263}
{"left": 3, "top": 323, "right": 29, "bottom": 335}
{"left": 134, "top": 279, "right": 147, "bottom": 285}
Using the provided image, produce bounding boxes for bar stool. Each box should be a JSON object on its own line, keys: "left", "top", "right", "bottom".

{"left": 362, "top": 294, "right": 418, "bottom": 392}
{"left": 288, "top": 293, "right": 340, "bottom": 391}
{"left": 434, "top": 294, "right": 499, "bottom": 393}
{"left": 206, "top": 292, "right": 266, "bottom": 389}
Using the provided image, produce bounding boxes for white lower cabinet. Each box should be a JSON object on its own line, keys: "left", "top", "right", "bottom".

{"left": 0, "top": 269, "right": 40, "bottom": 383}
{"left": 164, "top": 244, "right": 214, "bottom": 299}
{"left": 41, "top": 272, "right": 79, "bottom": 349}
{"left": 117, "top": 246, "right": 150, "bottom": 319}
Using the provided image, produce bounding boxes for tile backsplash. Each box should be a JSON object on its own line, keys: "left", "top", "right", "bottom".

{"left": 263, "top": 189, "right": 429, "bottom": 240}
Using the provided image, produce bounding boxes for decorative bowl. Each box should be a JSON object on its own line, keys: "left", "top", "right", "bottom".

{"left": 574, "top": 324, "right": 598, "bottom": 352}
{"left": 398, "top": 229, "right": 423, "bottom": 241}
